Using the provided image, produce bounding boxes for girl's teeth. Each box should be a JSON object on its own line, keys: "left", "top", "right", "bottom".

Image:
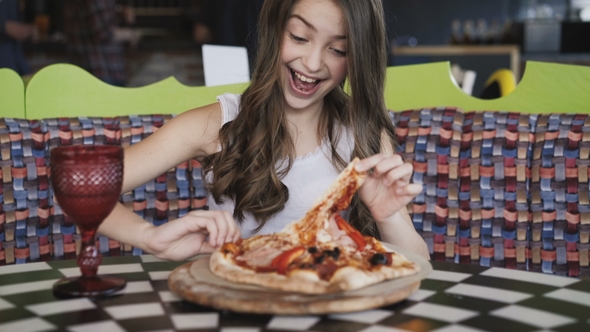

{"left": 294, "top": 71, "right": 317, "bottom": 83}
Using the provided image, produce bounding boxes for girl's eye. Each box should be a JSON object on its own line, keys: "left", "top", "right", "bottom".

{"left": 330, "top": 48, "right": 347, "bottom": 57}
{"left": 289, "top": 33, "right": 307, "bottom": 43}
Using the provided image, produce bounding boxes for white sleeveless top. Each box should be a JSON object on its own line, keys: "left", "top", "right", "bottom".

{"left": 208, "top": 93, "right": 355, "bottom": 237}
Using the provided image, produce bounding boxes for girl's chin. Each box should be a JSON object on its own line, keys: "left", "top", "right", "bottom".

{"left": 283, "top": 95, "right": 322, "bottom": 111}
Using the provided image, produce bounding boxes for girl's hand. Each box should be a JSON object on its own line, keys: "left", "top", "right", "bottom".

{"left": 141, "top": 210, "right": 241, "bottom": 261}
{"left": 355, "top": 154, "right": 422, "bottom": 223}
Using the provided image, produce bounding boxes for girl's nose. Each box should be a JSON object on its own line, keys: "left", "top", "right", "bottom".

{"left": 302, "top": 48, "right": 323, "bottom": 73}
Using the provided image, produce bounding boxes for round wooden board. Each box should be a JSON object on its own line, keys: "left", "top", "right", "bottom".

{"left": 168, "top": 244, "right": 432, "bottom": 315}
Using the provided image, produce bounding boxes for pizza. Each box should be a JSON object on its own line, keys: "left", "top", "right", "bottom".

{"left": 209, "top": 158, "right": 420, "bottom": 294}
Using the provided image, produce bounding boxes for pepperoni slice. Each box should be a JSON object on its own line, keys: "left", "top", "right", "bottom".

{"left": 335, "top": 215, "right": 366, "bottom": 251}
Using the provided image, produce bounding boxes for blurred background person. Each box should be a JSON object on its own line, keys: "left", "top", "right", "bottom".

{"left": 0, "top": 0, "right": 35, "bottom": 76}
{"left": 193, "top": 0, "right": 264, "bottom": 71}
{"left": 63, "top": 0, "right": 140, "bottom": 87}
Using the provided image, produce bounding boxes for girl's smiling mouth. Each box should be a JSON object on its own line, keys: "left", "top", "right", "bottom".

{"left": 289, "top": 67, "right": 323, "bottom": 97}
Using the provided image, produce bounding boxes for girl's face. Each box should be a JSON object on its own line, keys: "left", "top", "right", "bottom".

{"left": 280, "top": 0, "right": 348, "bottom": 113}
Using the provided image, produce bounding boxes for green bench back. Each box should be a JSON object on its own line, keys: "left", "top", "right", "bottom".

{"left": 25, "top": 64, "right": 248, "bottom": 119}
{"left": 0, "top": 68, "right": 25, "bottom": 118}
{"left": 385, "top": 61, "right": 590, "bottom": 113}
{"left": 16, "top": 60, "right": 590, "bottom": 119}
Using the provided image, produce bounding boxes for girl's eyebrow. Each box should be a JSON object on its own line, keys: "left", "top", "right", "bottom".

{"left": 289, "top": 14, "right": 346, "bottom": 40}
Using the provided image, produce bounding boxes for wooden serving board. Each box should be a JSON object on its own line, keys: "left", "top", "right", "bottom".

{"left": 168, "top": 245, "right": 432, "bottom": 315}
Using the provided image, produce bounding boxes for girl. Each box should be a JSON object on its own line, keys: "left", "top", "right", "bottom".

{"left": 98, "top": 0, "right": 430, "bottom": 260}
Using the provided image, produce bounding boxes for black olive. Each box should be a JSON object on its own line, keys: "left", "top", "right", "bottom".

{"left": 299, "top": 263, "right": 314, "bottom": 269}
{"left": 308, "top": 247, "right": 318, "bottom": 254}
{"left": 324, "top": 248, "right": 340, "bottom": 260}
{"left": 315, "top": 255, "right": 325, "bottom": 264}
{"left": 370, "top": 253, "right": 387, "bottom": 265}
{"left": 332, "top": 247, "right": 340, "bottom": 260}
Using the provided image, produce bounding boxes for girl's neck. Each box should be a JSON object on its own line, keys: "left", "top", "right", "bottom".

{"left": 284, "top": 101, "right": 324, "bottom": 158}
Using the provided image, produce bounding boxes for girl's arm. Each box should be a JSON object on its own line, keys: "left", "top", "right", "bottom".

{"left": 97, "top": 103, "right": 241, "bottom": 260}
{"left": 355, "top": 131, "right": 430, "bottom": 260}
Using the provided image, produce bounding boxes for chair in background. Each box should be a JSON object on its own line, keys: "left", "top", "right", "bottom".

{"left": 479, "top": 68, "right": 517, "bottom": 99}
{"left": 450, "top": 64, "right": 477, "bottom": 96}
{"left": 202, "top": 44, "right": 251, "bottom": 87}
{"left": 0, "top": 68, "right": 25, "bottom": 118}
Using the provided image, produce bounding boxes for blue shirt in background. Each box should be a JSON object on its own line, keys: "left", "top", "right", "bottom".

{"left": 0, "top": 0, "right": 31, "bottom": 75}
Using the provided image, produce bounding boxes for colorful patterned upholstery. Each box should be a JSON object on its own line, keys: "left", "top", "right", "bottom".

{"left": 393, "top": 108, "right": 463, "bottom": 262}
{"left": 0, "top": 115, "right": 206, "bottom": 264}
{"left": 2, "top": 110, "right": 589, "bottom": 278}
{"left": 529, "top": 113, "right": 590, "bottom": 277}
{"left": 0, "top": 118, "right": 47, "bottom": 264}
{"left": 395, "top": 108, "right": 589, "bottom": 278}
{"left": 458, "top": 111, "right": 533, "bottom": 272}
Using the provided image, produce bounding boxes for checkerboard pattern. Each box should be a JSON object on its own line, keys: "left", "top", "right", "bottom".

{"left": 0, "top": 256, "right": 588, "bottom": 332}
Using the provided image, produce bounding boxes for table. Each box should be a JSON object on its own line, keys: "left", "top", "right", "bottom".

{"left": 0, "top": 256, "right": 588, "bottom": 332}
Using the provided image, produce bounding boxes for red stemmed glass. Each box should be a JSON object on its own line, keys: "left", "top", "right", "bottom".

{"left": 50, "top": 145, "right": 126, "bottom": 297}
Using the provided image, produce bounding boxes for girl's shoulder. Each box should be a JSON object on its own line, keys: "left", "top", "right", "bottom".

{"left": 217, "top": 93, "right": 242, "bottom": 125}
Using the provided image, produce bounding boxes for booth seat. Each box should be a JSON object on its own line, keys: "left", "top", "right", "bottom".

{"left": 1, "top": 61, "right": 590, "bottom": 278}
{"left": 394, "top": 108, "right": 590, "bottom": 277}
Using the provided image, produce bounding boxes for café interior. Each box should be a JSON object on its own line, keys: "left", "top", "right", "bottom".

{"left": 1, "top": 1, "right": 590, "bottom": 332}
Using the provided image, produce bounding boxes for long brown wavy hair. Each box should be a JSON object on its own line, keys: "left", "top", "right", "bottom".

{"left": 201, "top": 0, "right": 395, "bottom": 238}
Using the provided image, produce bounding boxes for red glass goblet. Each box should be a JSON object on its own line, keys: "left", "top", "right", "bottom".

{"left": 50, "top": 145, "right": 126, "bottom": 297}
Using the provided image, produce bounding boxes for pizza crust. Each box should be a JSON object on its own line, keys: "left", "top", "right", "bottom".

{"left": 210, "top": 247, "right": 420, "bottom": 294}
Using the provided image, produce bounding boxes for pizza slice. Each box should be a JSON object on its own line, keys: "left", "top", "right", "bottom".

{"left": 209, "top": 158, "right": 420, "bottom": 294}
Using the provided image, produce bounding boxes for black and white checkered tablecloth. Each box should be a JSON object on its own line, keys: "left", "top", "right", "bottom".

{"left": 0, "top": 256, "right": 588, "bottom": 332}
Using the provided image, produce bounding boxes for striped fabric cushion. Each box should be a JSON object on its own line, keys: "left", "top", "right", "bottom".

{"left": 395, "top": 108, "right": 588, "bottom": 277}
{"left": 529, "top": 114, "right": 590, "bottom": 277}
{"left": 0, "top": 115, "right": 205, "bottom": 264}
{"left": 1, "top": 110, "right": 588, "bottom": 278}
{"left": 393, "top": 108, "right": 463, "bottom": 262}
{"left": 0, "top": 118, "right": 48, "bottom": 264}
{"left": 458, "top": 111, "right": 533, "bottom": 271}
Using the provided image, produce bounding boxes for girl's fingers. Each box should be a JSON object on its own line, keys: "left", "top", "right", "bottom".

{"left": 372, "top": 155, "right": 404, "bottom": 177}
{"left": 212, "top": 212, "right": 229, "bottom": 248}
{"left": 383, "top": 162, "right": 413, "bottom": 186}
{"left": 188, "top": 211, "right": 221, "bottom": 247}
{"left": 203, "top": 218, "right": 219, "bottom": 247}
{"left": 221, "top": 211, "right": 240, "bottom": 244}
{"left": 396, "top": 183, "right": 423, "bottom": 196}
{"left": 199, "top": 241, "right": 216, "bottom": 253}
{"left": 355, "top": 154, "right": 389, "bottom": 172}
{"left": 182, "top": 210, "right": 241, "bottom": 247}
